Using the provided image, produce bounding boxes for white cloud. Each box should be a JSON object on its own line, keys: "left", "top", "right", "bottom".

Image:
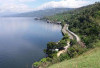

{"left": 0, "top": 0, "right": 35, "bottom": 13}
{"left": 0, "top": 0, "right": 93, "bottom": 14}
{"left": 36, "top": 0, "right": 91, "bottom": 10}
{"left": 18, "top": 0, "right": 35, "bottom": 2}
{"left": 0, "top": 0, "right": 35, "bottom": 3}
{"left": 0, "top": 3, "right": 33, "bottom": 13}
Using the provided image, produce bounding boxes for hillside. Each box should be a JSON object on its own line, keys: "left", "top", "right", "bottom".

{"left": 45, "top": 2, "right": 100, "bottom": 48}
{"left": 48, "top": 41, "right": 100, "bottom": 68}
{"left": 33, "top": 2, "right": 100, "bottom": 68}
{"left": 32, "top": 2, "right": 100, "bottom": 68}
{"left": 7, "top": 8, "right": 73, "bottom": 17}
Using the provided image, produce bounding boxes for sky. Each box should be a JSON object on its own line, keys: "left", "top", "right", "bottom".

{"left": 0, "top": 0, "right": 100, "bottom": 14}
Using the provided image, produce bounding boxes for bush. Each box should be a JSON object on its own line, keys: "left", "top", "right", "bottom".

{"left": 67, "top": 45, "right": 87, "bottom": 58}
{"left": 57, "top": 40, "right": 66, "bottom": 49}
{"left": 47, "top": 42, "right": 57, "bottom": 49}
{"left": 62, "top": 34, "right": 69, "bottom": 41}
{"left": 59, "top": 53, "right": 70, "bottom": 62}
{"left": 33, "top": 61, "right": 41, "bottom": 67}
{"left": 70, "top": 39, "right": 77, "bottom": 46}
{"left": 33, "top": 58, "right": 47, "bottom": 67}
{"left": 61, "top": 21, "right": 66, "bottom": 27}
{"left": 40, "top": 58, "right": 47, "bottom": 63}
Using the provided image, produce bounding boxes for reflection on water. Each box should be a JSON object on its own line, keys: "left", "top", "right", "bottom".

{"left": 0, "top": 17, "right": 63, "bottom": 68}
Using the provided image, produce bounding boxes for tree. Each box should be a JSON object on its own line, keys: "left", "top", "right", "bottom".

{"left": 62, "top": 34, "right": 69, "bottom": 41}
{"left": 58, "top": 40, "right": 66, "bottom": 49}
{"left": 47, "top": 42, "right": 57, "bottom": 49}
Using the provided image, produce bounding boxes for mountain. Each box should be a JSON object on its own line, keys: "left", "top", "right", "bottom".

{"left": 5, "top": 8, "right": 73, "bottom": 17}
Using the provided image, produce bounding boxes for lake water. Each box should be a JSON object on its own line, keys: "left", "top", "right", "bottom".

{"left": 0, "top": 17, "right": 63, "bottom": 68}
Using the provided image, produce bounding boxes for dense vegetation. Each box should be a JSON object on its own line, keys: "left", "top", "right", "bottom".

{"left": 48, "top": 41, "right": 100, "bottom": 68}
{"left": 33, "top": 2, "right": 100, "bottom": 68}
{"left": 33, "top": 34, "right": 70, "bottom": 68}
{"left": 45, "top": 2, "right": 100, "bottom": 48}
{"left": 33, "top": 39, "right": 86, "bottom": 68}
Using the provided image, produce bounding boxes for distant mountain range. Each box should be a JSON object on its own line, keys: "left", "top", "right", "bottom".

{"left": 5, "top": 8, "right": 73, "bottom": 17}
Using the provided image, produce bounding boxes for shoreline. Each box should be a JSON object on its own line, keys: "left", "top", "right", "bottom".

{"left": 57, "top": 24, "right": 72, "bottom": 57}
{"left": 32, "top": 21, "right": 82, "bottom": 68}
{"left": 32, "top": 19, "right": 86, "bottom": 68}
{"left": 32, "top": 21, "right": 63, "bottom": 68}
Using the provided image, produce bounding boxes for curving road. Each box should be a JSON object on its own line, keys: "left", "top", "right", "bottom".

{"left": 57, "top": 24, "right": 85, "bottom": 57}
{"left": 65, "top": 24, "right": 85, "bottom": 47}
{"left": 62, "top": 24, "right": 74, "bottom": 39}
{"left": 65, "top": 24, "right": 81, "bottom": 42}
{"left": 57, "top": 24, "right": 72, "bottom": 57}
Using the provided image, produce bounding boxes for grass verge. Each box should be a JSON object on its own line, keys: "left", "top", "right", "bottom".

{"left": 48, "top": 41, "right": 100, "bottom": 68}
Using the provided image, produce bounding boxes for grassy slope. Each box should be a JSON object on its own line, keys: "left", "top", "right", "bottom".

{"left": 48, "top": 41, "right": 100, "bottom": 68}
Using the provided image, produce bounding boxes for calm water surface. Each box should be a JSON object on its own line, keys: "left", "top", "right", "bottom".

{"left": 0, "top": 17, "right": 63, "bottom": 68}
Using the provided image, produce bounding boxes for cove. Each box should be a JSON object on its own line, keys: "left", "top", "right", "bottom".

{"left": 0, "top": 17, "right": 63, "bottom": 68}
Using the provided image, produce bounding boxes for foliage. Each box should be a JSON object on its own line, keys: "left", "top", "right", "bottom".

{"left": 33, "top": 32, "right": 70, "bottom": 67}
{"left": 61, "top": 21, "right": 66, "bottom": 27}
{"left": 45, "top": 33, "right": 70, "bottom": 57}
{"left": 70, "top": 39, "right": 77, "bottom": 46}
{"left": 45, "top": 42, "right": 57, "bottom": 58}
{"left": 47, "top": 42, "right": 57, "bottom": 49}
{"left": 59, "top": 53, "right": 70, "bottom": 62}
{"left": 33, "top": 58, "right": 47, "bottom": 67}
{"left": 57, "top": 40, "right": 66, "bottom": 49}
{"left": 33, "top": 2, "right": 100, "bottom": 68}
{"left": 62, "top": 34, "right": 69, "bottom": 41}
{"left": 46, "top": 2, "right": 100, "bottom": 48}
{"left": 67, "top": 45, "right": 87, "bottom": 58}
{"left": 48, "top": 46, "right": 100, "bottom": 68}
{"left": 33, "top": 61, "right": 41, "bottom": 67}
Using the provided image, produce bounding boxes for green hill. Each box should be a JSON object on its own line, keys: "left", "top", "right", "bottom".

{"left": 45, "top": 2, "right": 100, "bottom": 48}
{"left": 44, "top": 2, "right": 100, "bottom": 68}
{"left": 48, "top": 41, "right": 100, "bottom": 68}
{"left": 33, "top": 2, "right": 100, "bottom": 68}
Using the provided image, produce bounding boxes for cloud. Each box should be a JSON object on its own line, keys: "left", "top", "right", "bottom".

{"left": 0, "top": 0, "right": 35, "bottom": 13}
{"left": 36, "top": 0, "right": 91, "bottom": 10}
{"left": 0, "top": 0, "right": 94, "bottom": 14}
{"left": 17, "top": 0, "right": 35, "bottom": 2}
{"left": 0, "top": 3, "right": 33, "bottom": 13}
{"left": 0, "top": 0, "right": 35, "bottom": 3}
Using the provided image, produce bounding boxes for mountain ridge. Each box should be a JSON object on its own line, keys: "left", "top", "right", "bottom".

{"left": 4, "top": 8, "right": 73, "bottom": 17}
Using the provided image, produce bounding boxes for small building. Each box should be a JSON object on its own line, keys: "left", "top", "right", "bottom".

{"left": 55, "top": 49, "right": 59, "bottom": 52}
{"left": 52, "top": 49, "right": 59, "bottom": 52}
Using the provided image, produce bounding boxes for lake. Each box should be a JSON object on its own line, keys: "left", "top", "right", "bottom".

{"left": 0, "top": 17, "right": 63, "bottom": 68}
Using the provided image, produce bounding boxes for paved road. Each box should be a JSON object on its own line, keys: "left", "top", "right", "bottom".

{"left": 57, "top": 24, "right": 72, "bottom": 57}
{"left": 66, "top": 24, "right": 81, "bottom": 42}
{"left": 62, "top": 24, "right": 74, "bottom": 39}
{"left": 57, "top": 24, "right": 85, "bottom": 57}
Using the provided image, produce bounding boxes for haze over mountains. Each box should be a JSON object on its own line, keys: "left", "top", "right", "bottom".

{"left": 4, "top": 8, "right": 73, "bottom": 17}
